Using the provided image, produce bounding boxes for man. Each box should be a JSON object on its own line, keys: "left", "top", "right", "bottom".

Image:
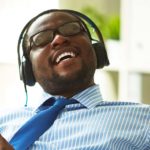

{"left": 0, "top": 9, "right": 150, "bottom": 150}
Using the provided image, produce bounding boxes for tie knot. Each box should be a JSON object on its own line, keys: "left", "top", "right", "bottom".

{"left": 37, "top": 97, "right": 78, "bottom": 112}
{"left": 54, "top": 97, "right": 78, "bottom": 107}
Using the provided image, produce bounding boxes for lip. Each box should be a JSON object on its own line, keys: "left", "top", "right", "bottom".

{"left": 51, "top": 47, "right": 80, "bottom": 65}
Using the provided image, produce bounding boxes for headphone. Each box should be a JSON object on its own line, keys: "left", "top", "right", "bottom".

{"left": 18, "top": 9, "right": 110, "bottom": 87}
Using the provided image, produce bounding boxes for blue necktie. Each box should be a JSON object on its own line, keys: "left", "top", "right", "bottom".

{"left": 9, "top": 98, "right": 77, "bottom": 150}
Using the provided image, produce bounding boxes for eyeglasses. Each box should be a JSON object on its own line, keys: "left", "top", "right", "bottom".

{"left": 30, "top": 21, "right": 85, "bottom": 48}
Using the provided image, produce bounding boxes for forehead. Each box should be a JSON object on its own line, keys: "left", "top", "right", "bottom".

{"left": 28, "top": 12, "right": 79, "bottom": 36}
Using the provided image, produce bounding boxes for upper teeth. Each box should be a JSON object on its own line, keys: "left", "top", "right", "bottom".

{"left": 56, "top": 52, "right": 75, "bottom": 63}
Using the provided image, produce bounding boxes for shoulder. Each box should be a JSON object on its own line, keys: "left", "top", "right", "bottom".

{"left": 0, "top": 106, "right": 34, "bottom": 122}
{"left": 98, "top": 101, "right": 150, "bottom": 108}
{"left": 96, "top": 101, "right": 150, "bottom": 120}
{"left": 0, "top": 106, "right": 34, "bottom": 141}
{"left": 0, "top": 106, "right": 33, "bottom": 113}
{"left": 96, "top": 101, "right": 150, "bottom": 130}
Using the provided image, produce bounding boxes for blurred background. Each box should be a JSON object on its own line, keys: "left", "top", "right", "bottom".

{"left": 0, "top": 0, "right": 150, "bottom": 107}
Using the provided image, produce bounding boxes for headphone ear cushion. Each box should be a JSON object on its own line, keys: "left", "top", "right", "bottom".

{"left": 20, "top": 59, "right": 36, "bottom": 86}
{"left": 92, "top": 42, "right": 110, "bottom": 69}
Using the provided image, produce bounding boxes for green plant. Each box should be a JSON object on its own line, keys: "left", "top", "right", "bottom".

{"left": 107, "top": 16, "right": 120, "bottom": 40}
{"left": 81, "top": 7, "right": 120, "bottom": 40}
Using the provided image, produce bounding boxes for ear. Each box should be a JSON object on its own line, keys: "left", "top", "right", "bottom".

{"left": 92, "top": 42, "right": 110, "bottom": 69}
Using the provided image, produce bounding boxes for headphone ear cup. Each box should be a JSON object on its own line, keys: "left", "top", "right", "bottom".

{"left": 92, "top": 42, "right": 110, "bottom": 69}
{"left": 20, "top": 59, "right": 36, "bottom": 86}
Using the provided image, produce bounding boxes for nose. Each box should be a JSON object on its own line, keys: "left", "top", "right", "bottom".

{"left": 51, "top": 34, "right": 69, "bottom": 48}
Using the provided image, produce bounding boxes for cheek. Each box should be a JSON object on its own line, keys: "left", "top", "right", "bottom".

{"left": 30, "top": 51, "right": 41, "bottom": 70}
{"left": 29, "top": 44, "right": 51, "bottom": 61}
{"left": 86, "top": 47, "right": 97, "bottom": 68}
{"left": 79, "top": 37, "right": 97, "bottom": 67}
{"left": 30, "top": 49, "right": 50, "bottom": 77}
{"left": 30, "top": 46, "right": 50, "bottom": 65}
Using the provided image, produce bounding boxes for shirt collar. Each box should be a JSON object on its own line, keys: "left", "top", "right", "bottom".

{"left": 36, "top": 84, "right": 103, "bottom": 110}
{"left": 72, "top": 84, "right": 103, "bottom": 109}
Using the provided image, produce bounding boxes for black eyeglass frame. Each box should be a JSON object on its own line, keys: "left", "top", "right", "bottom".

{"left": 29, "top": 21, "right": 89, "bottom": 49}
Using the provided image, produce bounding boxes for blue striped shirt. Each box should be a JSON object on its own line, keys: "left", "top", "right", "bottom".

{"left": 0, "top": 85, "right": 150, "bottom": 150}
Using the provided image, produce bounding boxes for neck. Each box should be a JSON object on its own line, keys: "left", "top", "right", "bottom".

{"left": 53, "top": 81, "right": 95, "bottom": 98}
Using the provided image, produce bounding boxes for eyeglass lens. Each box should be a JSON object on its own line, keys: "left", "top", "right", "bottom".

{"left": 31, "top": 22, "right": 82, "bottom": 47}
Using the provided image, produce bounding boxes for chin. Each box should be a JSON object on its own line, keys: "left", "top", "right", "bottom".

{"left": 43, "top": 69, "right": 95, "bottom": 96}
{"left": 38, "top": 61, "right": 96, "bottom": 95}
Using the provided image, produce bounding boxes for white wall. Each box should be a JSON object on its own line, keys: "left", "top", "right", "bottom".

{"left": 120, "top": 0, "right": 150, "bottom": 104}
{"left": 0, "top": 0, "right": 59, "bottom": 63}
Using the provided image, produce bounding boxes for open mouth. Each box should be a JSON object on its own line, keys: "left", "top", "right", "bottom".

{"left": 55, "top": 51, "right": 77, "bottom": 64}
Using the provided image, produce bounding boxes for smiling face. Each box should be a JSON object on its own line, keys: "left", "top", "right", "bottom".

{"left": 26, "top": 11, "right": 97, "bottom": 97}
